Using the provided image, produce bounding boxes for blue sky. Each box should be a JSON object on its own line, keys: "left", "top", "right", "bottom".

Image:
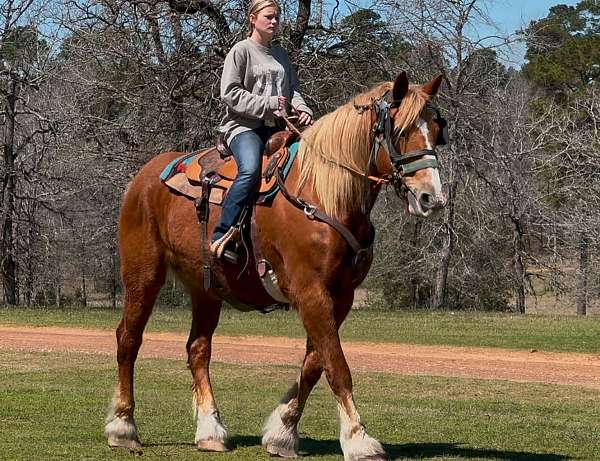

{"left": 486, "top": 0, "right": 580, "bottom": 34}
{"left": 482, "top": 0, "right": 581, "bottom": 66}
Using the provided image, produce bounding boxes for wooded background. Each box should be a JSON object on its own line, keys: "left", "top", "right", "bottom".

{"left": 1, "top": 0, "right": 599, "bottom": 313}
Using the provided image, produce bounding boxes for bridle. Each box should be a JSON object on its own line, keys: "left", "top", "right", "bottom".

{"left": 268, "top": 90, "right": 448, "bottom": 271}
{"left": 353, "top": 90, "right": 448, "bottom": 213}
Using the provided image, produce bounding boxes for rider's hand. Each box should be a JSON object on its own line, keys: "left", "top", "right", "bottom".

{"left": 278, "top": 96, "right": 287, "bottom": 112}
{"left": 298, "top": 111, "right": 313, "bottom": 126}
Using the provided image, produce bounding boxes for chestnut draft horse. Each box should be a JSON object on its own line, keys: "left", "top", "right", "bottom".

{"left": 105, "top": 72, "right": 447, "bottom": 461}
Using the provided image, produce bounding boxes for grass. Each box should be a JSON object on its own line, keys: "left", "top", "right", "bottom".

{"left": 1, "top": 305, "right": 599, "bottom": 353}
{"left": 0, "top": 349, "right": 598, "bottom": 461}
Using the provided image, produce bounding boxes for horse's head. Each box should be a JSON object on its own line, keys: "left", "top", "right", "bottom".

{"left": 365, "top": 72, "right": 448, "bottom": 217}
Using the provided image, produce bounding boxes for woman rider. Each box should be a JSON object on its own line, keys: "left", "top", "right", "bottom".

{"left": 211, "top": 0, "right": 313, "bottom": 257}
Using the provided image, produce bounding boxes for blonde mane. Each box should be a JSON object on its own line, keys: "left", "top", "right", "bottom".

{"left": 296, "top": 82, "right": 431, "bottom": 219}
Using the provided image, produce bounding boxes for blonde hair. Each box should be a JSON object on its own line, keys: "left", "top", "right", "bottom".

{"left": 247, "top": 0, "right": 281, "bottom": 37}
{"left": 296, "top": 82, "right": 431, "bottom": 219}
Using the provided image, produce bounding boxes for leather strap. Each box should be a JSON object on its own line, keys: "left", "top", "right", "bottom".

{"left": 196, "top": 172, "right": 219, "bottom": 290}
{"left": 274, "top": 168, "right": 372, "bottom": 263}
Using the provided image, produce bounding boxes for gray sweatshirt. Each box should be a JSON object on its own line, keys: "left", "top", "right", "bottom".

{"left": 219, "top": 38, "right": 313, "bottom": 144}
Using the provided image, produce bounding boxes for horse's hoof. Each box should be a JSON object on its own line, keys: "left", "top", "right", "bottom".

{"left": 197, "top": 439, "right": 229, "bottom": 452}
{"left": 108, "top": 437, "right": 143, "bottom": 454}
{"left": 265, "top": 443, "right": 299, "bottom": 458}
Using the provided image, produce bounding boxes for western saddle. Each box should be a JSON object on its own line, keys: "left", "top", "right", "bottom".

{"left": 163, "top": 130, "right": 298, "bottom": 204}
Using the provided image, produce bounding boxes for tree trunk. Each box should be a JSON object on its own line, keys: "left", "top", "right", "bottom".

{"left": 512, "top": 216, "right": 526, "bottom": 314}
{"left": 55, "top": 280, "right": 61, "bottom": 308}
{"left": 432, "top": 182, "right": 456, "bottom": 309}
{"left": 24, "top": 222, "right": 34, "bottom": 307}
{"left": 168, "top": 13, "right": 187, "bottom": 151}
{"left": 409, "top": 220, "right": 422, "bottom": 308}
{"left": 290, "top": 0, "right": 311, "bottom": 56}
{"left": 1, "top": 75, "right": 18, "bottom": 305}
{"left": 79, "top": 238, "right": 88, "bottom": 307}
{"left": 81, "top": 269, "right": 88, "bottom": 308}
{"left": 54, "top": 241, "right": 62, "bottom": 307}
{"left": 577, "top": 233, "right": 588, "bottom": 316}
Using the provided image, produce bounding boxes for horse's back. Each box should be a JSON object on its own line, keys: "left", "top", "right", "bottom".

{"left": 125, "top": 151, "right": 182, "bottom": 196}
{"left": 119, "top": 151, "right": 184, "bottom": 240}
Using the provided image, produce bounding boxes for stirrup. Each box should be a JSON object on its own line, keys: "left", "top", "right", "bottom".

{"left": 210, "top": 227, "right": 240, "bottom": 263}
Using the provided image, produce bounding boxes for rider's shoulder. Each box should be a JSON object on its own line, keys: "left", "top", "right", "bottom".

{"left": 227, "top": 39, "right": 254, "bottom": 56}
{"left": 229, "top": 38, "right": 251, "bottom": 53}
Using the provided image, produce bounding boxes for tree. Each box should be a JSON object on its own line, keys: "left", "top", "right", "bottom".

{"left": 1, "top": 3, "right": 54, "bottom": 305}
{"left": 369, "top": 0, "right": 521, "bottom": 310}
{"left": 523, "top": 1, "right": 600, "bottom": 93}
{"left": 523, "top": 0, "right": 600, "bottom": 315}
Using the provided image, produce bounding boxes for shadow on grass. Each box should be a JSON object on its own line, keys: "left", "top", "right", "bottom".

{"left": 228, "top": 435, "right": 262, "bottom": 449}
{"left": 142, "top": 442, "right": 195, "bottom": 448}
{"left": 148, "top": 436, "right": 574, "bottom": 460}
{"left": 387, "top": 443, "right": 574, "bottom": 460}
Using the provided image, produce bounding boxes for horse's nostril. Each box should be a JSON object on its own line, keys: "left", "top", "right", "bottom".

{"left": 419, "top": 192, "right": 445, "bottom": 211}
{"left": 419, "top": 193, "right": 432, "bottom": 209}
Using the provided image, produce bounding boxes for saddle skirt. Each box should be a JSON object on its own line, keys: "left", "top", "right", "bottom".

{"left": 160, "top": 130, "right": 299, "bottom": 207}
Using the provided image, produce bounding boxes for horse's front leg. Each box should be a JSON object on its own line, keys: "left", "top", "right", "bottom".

{"left": 299, "top": 285, "right": 387, "bottom": 461}
{"left": 262, "top": 337, "right": 322, "bottom": 457}
{"left": 187, "top": 293, "right": 228, "bottom": 452}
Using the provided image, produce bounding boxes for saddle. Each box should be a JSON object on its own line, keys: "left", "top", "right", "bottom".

{"left": 160, "top": 129, "right": 300, "bottom": 310}
{"left": 161, "top": 130, "right": 298, "bottom": 206}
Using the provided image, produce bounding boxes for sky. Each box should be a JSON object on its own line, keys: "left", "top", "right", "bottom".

{"left": 481, "top": 0, "right": 581, "bottom": 66}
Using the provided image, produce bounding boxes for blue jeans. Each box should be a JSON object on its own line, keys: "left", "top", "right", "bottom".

{"left": 212, "top": 127, "right": 270, "bottom": 241}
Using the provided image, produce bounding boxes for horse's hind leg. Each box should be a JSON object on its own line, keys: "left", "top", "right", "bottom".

{"left": 105, "top": 236, "right": 166, "bottom": 452}
{"left": 187, "top": 292, "right": 228, "bottom": 452}
{"left": 262, "top": 337, "right": 322, "bottom": 458}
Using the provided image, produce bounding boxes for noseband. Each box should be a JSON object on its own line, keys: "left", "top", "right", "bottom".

{"left": 354, "top": 91, "right": 447, "bottom": 212}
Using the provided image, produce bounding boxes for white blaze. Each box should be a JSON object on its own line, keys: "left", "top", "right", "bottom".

{"left": 417, "top": 117, "right": 443, "bottom": 196}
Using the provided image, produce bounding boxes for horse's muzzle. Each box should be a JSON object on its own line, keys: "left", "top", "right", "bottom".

{"left": 407, "top": 191, "right": 441, "bottom": 217}
{"left": 418, "top": 191, "right": 446, "bottom": 212}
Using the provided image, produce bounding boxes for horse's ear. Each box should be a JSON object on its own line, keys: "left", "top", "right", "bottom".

{"left": 392, "top": 71, "right": 409, "bottom": 102}
{"left": 422, "top": 74, "right": 444, "bottom": 96}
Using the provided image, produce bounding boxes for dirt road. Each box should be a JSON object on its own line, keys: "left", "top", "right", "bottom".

{"left": 1, "top": 325, "right": 598, "bottom": 389}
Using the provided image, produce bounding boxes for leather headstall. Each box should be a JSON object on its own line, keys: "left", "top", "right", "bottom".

{"left": 355, "top": 90, "right": 448, "bottom": 212}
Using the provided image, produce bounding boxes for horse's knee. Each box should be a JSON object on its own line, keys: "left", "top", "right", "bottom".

{"left": 116, "top": 319, "right": 125, "bottom": 340}
{"left": 116, "top": 329, "right": 143, "bottom": 364}
{"left": 187, "top": 337, "right": 211, "bottom": 370}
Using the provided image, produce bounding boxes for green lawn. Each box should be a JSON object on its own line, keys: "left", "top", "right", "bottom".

{"left": 1, "top": 306, "right": 599, "bottom": 353}
{"left": 0, "top": 349, "right": 597, "bottom": 461}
